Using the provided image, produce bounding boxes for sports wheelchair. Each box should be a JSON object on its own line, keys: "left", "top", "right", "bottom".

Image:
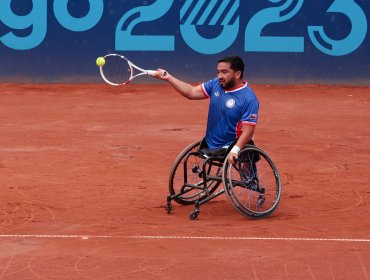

{"left": 165, "top": 139, "right": 282, "bottom": 220}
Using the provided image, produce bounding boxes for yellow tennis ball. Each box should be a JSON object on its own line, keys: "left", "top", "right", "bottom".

{"left": 96, "top": 57, "right": 105, "bottom": 67}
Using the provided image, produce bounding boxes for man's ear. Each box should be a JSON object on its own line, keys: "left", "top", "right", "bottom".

{"left": 235, "top": 70, "right": 242, "bottom": 79}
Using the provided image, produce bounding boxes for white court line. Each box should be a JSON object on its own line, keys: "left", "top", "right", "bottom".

{"left": 0, "top": 234, "right": 369, "bottom": 243}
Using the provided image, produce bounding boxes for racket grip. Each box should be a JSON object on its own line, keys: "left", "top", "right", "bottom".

{"left": 147, "top": 70, "right": 167, "bottom": 77}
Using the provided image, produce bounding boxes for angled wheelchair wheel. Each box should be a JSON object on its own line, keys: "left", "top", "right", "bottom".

{"left": 222, "top": 145, "right": 281, "bottom": 219}
{"left": 169, "top": 141, "right": 222, "bottom": 205}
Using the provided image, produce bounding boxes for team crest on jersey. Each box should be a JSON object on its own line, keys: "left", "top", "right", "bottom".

{"left": 214, "top": 91, "right": 220, "bottom": 97}
{"left": 226, "top": 98, "right": 235, "bottom": 108}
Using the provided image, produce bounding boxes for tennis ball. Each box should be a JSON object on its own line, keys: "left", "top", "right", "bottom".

{"left": 96, "top": 57, "right": 105, "bottom": 67}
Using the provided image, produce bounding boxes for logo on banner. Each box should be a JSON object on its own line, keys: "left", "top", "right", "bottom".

{"left": 0, "top": 0, "right": 367, "bottom": 56}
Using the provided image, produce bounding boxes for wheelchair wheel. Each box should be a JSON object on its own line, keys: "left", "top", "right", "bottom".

{"left": 169, "top": 141, "right": 222, "bottom": 205}
{"left": 222, "top": 145, "right": 281, "bottom": 219}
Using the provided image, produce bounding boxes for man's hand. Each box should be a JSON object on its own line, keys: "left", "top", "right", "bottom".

{"left": 228, "top": 152, "right": 238, "bottom": 164}
{"left": 153, "top": 68, "right": 169, "bottom": 80}
{"left": 228, "top": 145, "right": 241, "bottom": 164}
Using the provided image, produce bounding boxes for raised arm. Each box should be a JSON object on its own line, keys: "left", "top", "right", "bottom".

{"left": 154, "top": 69, "right": 208, "bottom": 100}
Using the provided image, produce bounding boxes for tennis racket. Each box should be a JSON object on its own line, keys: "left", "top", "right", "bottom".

{"left": 98, "top": 54, "right": 166, "bottom": 86}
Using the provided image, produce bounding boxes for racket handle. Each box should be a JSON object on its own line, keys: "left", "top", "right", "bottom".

{"left": 147, "top": 70, "right": 167, "bottom": 77}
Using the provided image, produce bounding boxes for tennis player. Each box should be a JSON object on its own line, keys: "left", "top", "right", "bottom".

{"left": 154, "top": 56, "right": 259, "bottom": 164}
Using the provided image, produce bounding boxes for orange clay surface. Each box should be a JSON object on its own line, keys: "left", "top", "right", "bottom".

{"left": 0, "top": 83, "right": 370, "bottom": 279}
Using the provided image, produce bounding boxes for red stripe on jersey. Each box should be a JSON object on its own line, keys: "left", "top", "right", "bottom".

{"left": 242, "top": 121, "right": 257, "bottom": 127}
{"left": 201, "top": 84, "right": 210, "bottom": 98}
{"left": 236, "top": 121, "right": 256, "bottom": 137}
{"left": 225, "top": 81, "right": 248, "bottom": 93}
{"left": 236, "top": 121, "right": 243, "bottom": 138}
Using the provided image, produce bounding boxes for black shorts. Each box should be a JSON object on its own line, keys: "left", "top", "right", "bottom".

{"left": 199, "top": 139, "right": 256, "bottom": 159}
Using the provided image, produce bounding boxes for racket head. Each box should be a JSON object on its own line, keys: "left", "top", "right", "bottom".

{"left": 99, "top": 54, "right": 133, "bottom": 86}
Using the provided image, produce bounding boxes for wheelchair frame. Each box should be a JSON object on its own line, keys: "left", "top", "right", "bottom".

{"left": 165, "top": 140, "right": 282, "bottom": 220}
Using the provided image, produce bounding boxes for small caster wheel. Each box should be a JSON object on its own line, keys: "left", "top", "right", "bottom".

{"left": 256, "top": 195, "right": 265, "bottom": 207}
{"left": 165, "top": 202, "right": 173, "bottom": 214}
{"left": 189, "top": 210, "right": 199, "bottom": 220}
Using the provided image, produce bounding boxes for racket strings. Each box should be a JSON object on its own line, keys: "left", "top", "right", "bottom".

{"left": 101, "top": 55, "right": 132, "bottom": 85}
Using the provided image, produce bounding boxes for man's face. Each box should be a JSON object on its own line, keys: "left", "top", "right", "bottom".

{"left": 217, "top": 62, "right": 240, "bottom": 89}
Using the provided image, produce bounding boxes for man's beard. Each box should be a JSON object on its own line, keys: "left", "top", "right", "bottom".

{"left": 219, "top": 78, "right": 235, "bottom": 90}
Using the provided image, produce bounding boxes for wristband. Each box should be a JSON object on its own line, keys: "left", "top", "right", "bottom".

{"left": 230, "top": 145, "right": 241, "bottom": 154}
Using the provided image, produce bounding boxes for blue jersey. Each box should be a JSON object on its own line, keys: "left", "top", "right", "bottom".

{"left": 201, "top": 78, "right": 259, "bottom": 150}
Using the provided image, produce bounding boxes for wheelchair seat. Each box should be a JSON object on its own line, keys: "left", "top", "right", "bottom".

{"left": 197, "top": 137, "right": 255, "bottom": 160}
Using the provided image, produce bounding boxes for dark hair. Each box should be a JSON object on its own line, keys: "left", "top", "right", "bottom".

{"left": 218, "top": 56, "right": 245, "bottom": 79}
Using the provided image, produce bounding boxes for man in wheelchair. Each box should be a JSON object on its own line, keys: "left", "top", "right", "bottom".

{"left": 154, "top": 56, "right": 281, "bottom": 220}
{"left": 154, "top": 55, "right": 259, "bottom": 162}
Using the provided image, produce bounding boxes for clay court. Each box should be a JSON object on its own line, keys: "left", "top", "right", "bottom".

{"left": 0, "top": 83, "right": 369, "bottom": 279}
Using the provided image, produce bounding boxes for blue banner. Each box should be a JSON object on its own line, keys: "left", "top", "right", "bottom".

{"left": 0, "top": 0, "right": 369, "bottom": 84}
